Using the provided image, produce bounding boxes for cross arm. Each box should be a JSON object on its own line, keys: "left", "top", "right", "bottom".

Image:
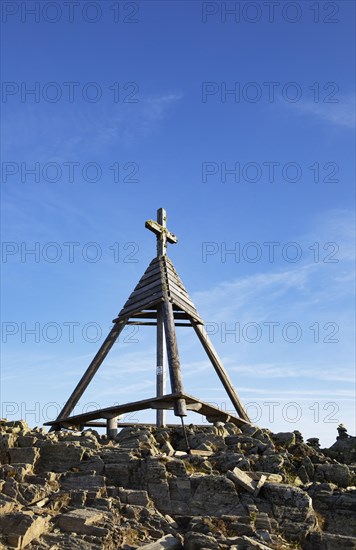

{"left": 145, "top": 219, "right": 178, "bottom": 244}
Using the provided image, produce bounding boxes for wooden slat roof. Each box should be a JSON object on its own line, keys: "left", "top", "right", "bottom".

{"left": 115, "top": 256, "right": 203, "bottom": 324}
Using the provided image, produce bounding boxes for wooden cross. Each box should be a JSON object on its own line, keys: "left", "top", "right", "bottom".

{"left": 145, "top": 208, "right": 178, "bottom": 426}
{"left": 145, "top": 208, "right": 177, "bottom": 257}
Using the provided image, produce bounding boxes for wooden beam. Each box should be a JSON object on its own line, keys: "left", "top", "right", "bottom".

{"left": 118, "top": 296, "right": 162, "bottom": 318}
{"left": 44, "top": 392, "right": 250, "bottom": 428}
{"left": 45, "top": 394, "right": 180, "bottom": 425}
{"left": 129, "top": 311, "right": 190, "bottom": 320}
{"left": 107, "top": 416, "right": 120, "bottom": 438}
{"left": 128, "top": 279, "right": 162, "bottom": 298}
{"left": 161, "top": 296, "right": 187, "bottom": 417}
{"left": 84, "top": 421, "right": 210, "bottom": 428}
{"left": 192, "top": 324, "right": 250, "bottom": 422}
{"left": 49, "top": 321, "right": 126, "bottom": 431}
{"left": 126, "top": 321, "right": 191, "bottom": 327}
{"left": 156, "top": 303, "right": 166, "bottom": 427}
{"left": 123, "top": 285, "right": 163, "bottom": 305}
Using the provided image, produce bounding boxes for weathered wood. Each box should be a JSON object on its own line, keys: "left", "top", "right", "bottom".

{"left": 44, "top": 392, "right": 250, "bottom": 428}
{"left": 49, "top": 321, "right": 126, "bottom": 431}
{"left": 119, "top": 295, "right": 163, "bottom": 318}
{"left": 127, "top": 321, "right": 191, "bottom": 327}
{"left": 166, "top": 267, "right": 188, "bottom": 291}
{"left": 170, "top": 292, "right": 202, "bottom": 322}
{"left": 146, "top": 216, "right": 177, "bottom": 248}
{"left": 123, "top": 284, "right": 162, "bottom": 305}
{"left": 107, "top": 416, "right": 119, "bottom": 438}
{"left": 192, "top": 324, "right": 250, "bottom": 422}
{"left": 137, "top": 264, "right": 161, "bottom": 283}
{"left": 156, "top": 303, "right": 166, "bottom": 427}
{"left": 169, "top": 286, "right": 197, "bottom": 312}
{"left": 46, "top": 394, "right": 179, "bottom": 425}
{"left": 167, "top": 278, "right": 192, "bottom": 299}
{"left": 161, "top": 296, "right": 187, "bottom": 417}
{"left": 51, "top": 208, "right": 250, "bottom": 436}
{"left": 81, "top": 421, "right": 210, "bottom": 428}
{"left": 130, "top": 311, "right": 190, "bottom": 320}
{"left": 141, "top": 258, "right": 160, "bottom": 273}
{"left": 129, "top": 278, "right": 163, "bottom": 296}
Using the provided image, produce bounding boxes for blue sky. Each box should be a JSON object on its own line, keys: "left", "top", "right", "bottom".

{"left": 1, "top": 0, "right": 355, "bottom": 446}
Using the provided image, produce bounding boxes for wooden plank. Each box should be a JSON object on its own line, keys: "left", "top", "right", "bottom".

{"left": 168, "top": 284, "right": 199, "bottom": 313}
{"left": 130, "top": 311, "right": 190, "bottom": 320}
{"left": 119, "top": 295, "right": 162, "bottom": 317}
{"left": 123, "top": 283, "right": 162, "bottom": 304}
{"left": 80, "top": 421, "right": 210, "bottom": 428}
{"left": 192, "top": 324, "right": 250, "bottom": 422}
{"left": 49, "top": 321, "right": 126, "bottom": 431}
{"left": 145, "top": 217, "right": 177, "bottom": 245}
{"left": 126, "top": 321, "right": 158, "bottom": 326}
{"left": 127, "top": 321, "right": 191, "bottom": 327}
{"left": 134, "top": 272, "right": 162, "bottom": 291}
{"left": 165, "top": 275, "right": 199, "bottom": 308}
{"left": 165, "top": 258, "right": 186, "bottom": 282}
{"left": 139, "top": 263, "right": 161, "bottom": 281}
{"left": 166, "top": 266, "right": 188, "bottom": 291}
{"left": 130, "top": 277, "right": 163, "bottom": 295}
{"left": 167, "top": 277, "right": 191, "bottom": 299}
{"left": 45, "top": 392, "right": 249, "bottom": 429}
{"left": 46, "top": 394, "right": 179, "bottom": 425}
{"left": 156, "top": 303, "right": 166, "bottom": 427}
{"left": 136, "top": 265, "right": 162, "bottom": 283}
{"left": 170, "top": 292, "right": 202, "bottom": 323}
{"left": 161, "top": 293, "right": 187, "bottom": 417}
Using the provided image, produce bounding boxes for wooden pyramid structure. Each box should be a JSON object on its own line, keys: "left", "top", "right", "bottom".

{"left": 46, "top": 209, "right": 250, "bottom": 436}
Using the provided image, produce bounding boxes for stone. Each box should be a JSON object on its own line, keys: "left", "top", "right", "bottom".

{"left": 1, "top": 420, "right": 354, "bottom": 549}
{"left": 242, "top": 535, "right": 271, "bottom": 548}
{"left": 8, "top": 447, "right": 40, "bottom": 467}
{"left": 314, "top": 464, "right": 351, "bottom": 488}
{"left": 60, "top": 472, "right": 105, "bottom": 490}
{"left": 272, "top": 432, "right": 296, "bottom": 447}
{"left": 229, "top": 520, "right": 255, "bottom": 537}
{"left": 307, "top": 437, "right": 320, "bottom": 449}
{"left": 137, "top": 534, "right": 182, "bottom": 549}
{"left": 190, "top": 475, "right": 242, "bottom": 516}
{"left": 254, "top": 454, "right": 284, "bottom": 474}
{"left": 184, "top": 531, "right": 218, "bottom": 549}
{"left": 189, "top": 449, "right": 213, "bottom": 457}
{"left": 298, "top": 465, "right": 310, "bottom": 484}
{"left": 255, "top": 512, "right": 272, "bottom": 532}
{"left": 254, "top": 474, "right": 267, "bottom": 496}
{"left": 161, "top": 441, "right": 175, "bottom": 456}
{"left": 0, "top": 494, "right": 16, "bottom": 515}
{"left": 0, "top": 511, "right": 49, "bottom": 548}
{"left": 57, "top": 508, "right": 108, "bottom": 537}
{"left": 119, "top": 489, "right": 150, "bottom": 506}
{"left": 262, "top": 483, "right": 317, "bottom": 542}
{"left": 16, "top": 436, "right": 37, "bottom": 448}
{"left": 78, "top": 455, "right": 104, "bottom": 474}
{"left": 302, "top": 456, "right": 315, "bottom": 479}
{"left": 266, "top": 473, "right": 283, "bottom": 483}
{"left": 37, "top": 442, "right": 85, "bottom": 473}
{"left": 227, "top": 467, "right": 256, "bottom": 494}
{"left": 305, "top": 531, "right": 356, "bottom": 550}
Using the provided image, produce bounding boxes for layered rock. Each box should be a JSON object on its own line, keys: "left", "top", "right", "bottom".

{"left": 0, "top": 419, "right": 355, "bottom": 549}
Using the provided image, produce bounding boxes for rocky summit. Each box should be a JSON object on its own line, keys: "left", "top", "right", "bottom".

{"left": 0, "top": 419, "right": 355, "bottom": 549}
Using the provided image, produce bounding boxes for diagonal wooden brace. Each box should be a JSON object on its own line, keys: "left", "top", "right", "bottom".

{"left": 192, "top": 324, "right": 250, "bottom": 422}
{"left": 49, "top": 320, "right": 127, "bottom": 431}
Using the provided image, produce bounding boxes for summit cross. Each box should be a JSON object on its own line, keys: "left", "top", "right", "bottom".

{"left": 145, "top": 208, "right": 178, "bottom": 257}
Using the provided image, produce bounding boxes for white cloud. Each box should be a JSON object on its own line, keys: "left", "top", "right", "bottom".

{"left": 291, "top": 94, "right": 355, "bottom": 128}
